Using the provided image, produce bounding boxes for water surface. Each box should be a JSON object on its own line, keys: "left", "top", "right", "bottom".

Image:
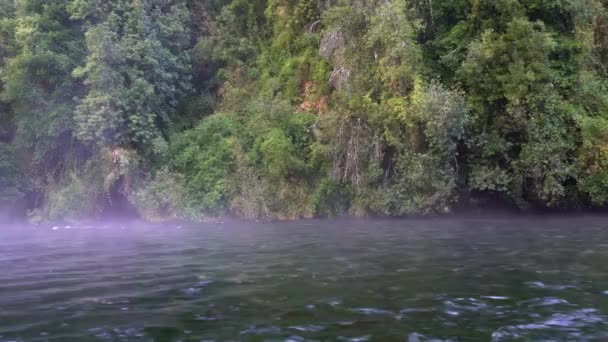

{"left": 2, "top": 217, "right": 608, "bottom": 341}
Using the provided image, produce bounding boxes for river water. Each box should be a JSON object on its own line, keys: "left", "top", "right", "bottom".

{"left": 2, "top": 217, "right": 608, "bottom": 341}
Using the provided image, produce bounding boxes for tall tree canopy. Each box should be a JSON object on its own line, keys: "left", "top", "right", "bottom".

{"left": 73, "top": 0, "right": 194, "bottom": 149}
{"left": 3, "top": 0, "right": 608, "bottom": 222}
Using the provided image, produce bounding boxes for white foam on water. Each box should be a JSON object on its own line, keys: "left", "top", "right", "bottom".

{"left": 482, "top": 296, "right": 510, "bottom": 300}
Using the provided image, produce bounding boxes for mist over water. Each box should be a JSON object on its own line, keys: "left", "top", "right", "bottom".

{"left": 2, "top": 217, "right": 608, "bottom": 341}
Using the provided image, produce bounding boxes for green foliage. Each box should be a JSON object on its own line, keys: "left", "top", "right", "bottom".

{"left": 44, "top": 175, "right": 95, "bottom": 222}
{"left": 0, "top": 143, "right": 21, "bottom": 202}
{"left": 372, "top": 151, "right": 454, "bottom": 215}
{"left": 361, "top": 82, "right": 469, "bottom": 215}
{"left": 2, "top": 0, "right": 83, "bottom": 174}
{"left": 0, "top": 1, "right": 16, "bottom": 60}
{"left": 74, "top": 0, "right": 194, "bottom": 148}
{"left": 458, "top": 14, "right": 578, "bottom": 208}
{"left": 166, "top": 98, "right": 326, "bottom": 220}
{"left": 132, "top": 168, "right": 190, "bottom": 221}
{"left": 171, "top": 112, "right": 240, "bottom": 215}
{"left": 42, "top": 166, "right": 104, "bottom": 222}
{"left": 578, "top": 116, "right": 608, "bottom": 205}
{"left": 461, "top": 17, "right": 555, "bottom": 107}
{"left": 6, "top": 0, "right": 608, "bottom": 222}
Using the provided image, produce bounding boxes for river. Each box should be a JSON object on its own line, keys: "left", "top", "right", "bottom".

{"left": 2, "top": 217, "right": 608, "bottom": 341}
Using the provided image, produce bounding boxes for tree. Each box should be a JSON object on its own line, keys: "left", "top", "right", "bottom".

{"left": 1, "top": 0, "right": 85, "bottom": 187}
{"left": 74, "top": 0, "right": 194, "bottom": 150}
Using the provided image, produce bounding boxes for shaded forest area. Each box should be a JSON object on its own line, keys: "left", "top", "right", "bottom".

{"left": 2, "top": 0, "right": 608, "bottom": 222}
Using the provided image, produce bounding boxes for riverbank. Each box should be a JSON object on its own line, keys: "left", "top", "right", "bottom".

{"left": 6, "top": 203, "right": 608, "bottom": 227}
{"left": 4, "top": 1, "right": 608, "bottom": 227}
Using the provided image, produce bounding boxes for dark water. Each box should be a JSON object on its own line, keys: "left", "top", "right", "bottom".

{"left": 2, "top": 218, "right": 608, "bottom": 341}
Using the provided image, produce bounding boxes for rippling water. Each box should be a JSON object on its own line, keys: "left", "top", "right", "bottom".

{"left": 2, "top": 217, "right": 608, "bottom": 341}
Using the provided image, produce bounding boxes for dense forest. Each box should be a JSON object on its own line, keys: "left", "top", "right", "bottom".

{"left": 2, "top": 0, "right": 608, "bottom": 222}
